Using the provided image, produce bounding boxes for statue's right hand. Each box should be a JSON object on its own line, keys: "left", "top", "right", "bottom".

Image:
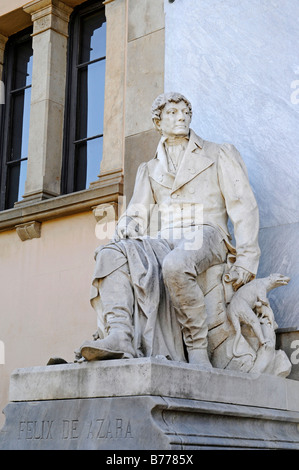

{"left": 112, "top": 220, "right": 140, "bottom": 241}
{"left": 118, "top": 224, "right": 139, "bottom": 239}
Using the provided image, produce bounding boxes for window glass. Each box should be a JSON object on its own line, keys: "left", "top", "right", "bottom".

{"left": 63, "top": 2, "right": 106, "bottom": 194}
{"left": 75, "top": 136, "right": 103, "bottom": 190}
{"left": 80, "top": 12, "right": 106, "bottom": 63}
{"left": 14, "top": 42, "right": 33, "bottom": 89}
{"left": 0, "top": 30, "right": 33, "bottom": 210}
{"left": 6, "top": 160, "right": 27, "bottom": 209}
{"left": 9, "top": 87, "right": 31, "bottom": 161}
{"left": 76, "top": 59, "right": 105, "bottom": 140}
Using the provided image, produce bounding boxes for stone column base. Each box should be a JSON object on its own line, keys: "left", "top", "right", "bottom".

{"left": 1, "top": 358, "right": 299, "bottom": 450}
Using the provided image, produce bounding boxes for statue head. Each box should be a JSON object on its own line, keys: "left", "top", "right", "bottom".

{"left": 151, "top": 92, "right": 192, "bottom": 138}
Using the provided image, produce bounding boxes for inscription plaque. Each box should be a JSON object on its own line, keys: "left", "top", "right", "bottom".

{"left": 0, "top": 396, "right": 167, "bottom": 450}
{"left": 16, "top": 417, "right": 133, "bottom": 442}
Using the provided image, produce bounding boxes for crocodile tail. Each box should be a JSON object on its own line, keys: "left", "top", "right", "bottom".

{"left": 229, "top": 309, "right": 255, "bottom": 359}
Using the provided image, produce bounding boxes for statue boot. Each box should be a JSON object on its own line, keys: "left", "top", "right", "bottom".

{"left": 79, "top": 313, "right": 135, "bottom": 361}
{"left": 187, "top": 348, "right": 212, "bottom": 369}
{"left": 176, "top": 304, "right": 212, "bottom": 370}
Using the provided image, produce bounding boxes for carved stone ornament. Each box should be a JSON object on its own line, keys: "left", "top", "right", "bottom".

{"left": 15, "top": 221, "right": 41, "bottom": 241}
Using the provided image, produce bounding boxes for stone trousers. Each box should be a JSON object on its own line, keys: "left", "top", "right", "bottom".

{"left": 161, "top": 225, "right": 227, "bottom": 350}
{"left": 98, "top": 225, "right": 227, "bottom": 349}
{"left": 162, "top": 225, "right": 227, "bottom": 308}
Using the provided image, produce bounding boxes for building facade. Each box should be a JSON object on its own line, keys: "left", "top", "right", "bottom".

{"left": 0, "top": 0, "right": 165, "bottom": 427}
{"left": 0, "top": 0, "right": 298, "bottom": 429}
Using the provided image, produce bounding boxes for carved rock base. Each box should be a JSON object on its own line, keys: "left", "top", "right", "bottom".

{"left": 1, "top": 358, "right": 299, "bottom": 450}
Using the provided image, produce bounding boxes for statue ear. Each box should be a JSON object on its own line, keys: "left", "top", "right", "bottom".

{"left": 153, "top": 118, "right": 161, "bottom": 131}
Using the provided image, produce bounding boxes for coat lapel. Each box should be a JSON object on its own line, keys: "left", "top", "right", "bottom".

{"left": 171, "top": 130, "right": 214, "bottom": 193}
{"left": 148, "top": 130, "right": 214, "bottom": 192}
{"left": 148, "top": 140, "right": 174, "bottom": 189}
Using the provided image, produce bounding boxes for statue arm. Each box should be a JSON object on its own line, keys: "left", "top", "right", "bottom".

{"left": 116, "top": 162, "right": 155, "bottom": 239}
{"left": 217, "top": 143, "right": 261, "bottom": 278}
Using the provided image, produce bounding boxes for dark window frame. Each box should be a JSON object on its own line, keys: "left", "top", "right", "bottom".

{"left": 0, "top": 27, "right": 33, "bottom": 211}
{"left": 61, "top": 0, "right": 106, "bottom": 195}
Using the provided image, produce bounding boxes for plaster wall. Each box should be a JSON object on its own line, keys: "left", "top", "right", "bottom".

{"left": 0, "top": 212, "right": 103, "bottom": 427}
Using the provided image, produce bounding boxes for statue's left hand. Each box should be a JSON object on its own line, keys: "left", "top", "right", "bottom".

{"left": 229, "top": 266, "right": 252, "bottom": 290}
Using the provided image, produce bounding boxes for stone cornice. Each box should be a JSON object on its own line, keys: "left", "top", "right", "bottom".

{"left": 0, "top": 32, "right": 8, "bottom": 46}
{"left": 0, "top": 169, "right": 123, "bottom": 235}
{"left": 0, "top": 8, "right": 32, "bottom": 38}
{"left": 24, "top": 0, "right": 73, "bottom": 37}
{"left": 23, "top": 0, "right": 73, "bottom": 16}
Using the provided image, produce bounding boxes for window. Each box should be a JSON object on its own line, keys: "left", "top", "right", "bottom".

{"left": 62, "top": 0, "right": 106, "bottom": 194}
{"left": 0, "top": 28, "right": 33, "bottom": 210}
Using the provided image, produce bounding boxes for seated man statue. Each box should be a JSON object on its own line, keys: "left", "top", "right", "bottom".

{"left": 78, "top": 92, "right": 260, "bottom": 370}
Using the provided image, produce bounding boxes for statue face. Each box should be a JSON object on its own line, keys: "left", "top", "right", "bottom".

{"left": 155, "top": 100, "right": 191, "bottom": 138}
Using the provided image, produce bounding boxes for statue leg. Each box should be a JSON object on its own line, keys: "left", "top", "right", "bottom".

{"left": 80, "top": 261, "right": 136, "bottom": 361}
{"left": 162, "top": 226, "right": 227, "bottom": 368}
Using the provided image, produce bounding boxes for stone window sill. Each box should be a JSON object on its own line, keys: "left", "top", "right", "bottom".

{"left": 0, "top": 170, "right": 123, "bottom": 240}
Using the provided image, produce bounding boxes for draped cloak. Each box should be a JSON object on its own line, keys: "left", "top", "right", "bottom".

{"left": 90, "top": 237, "right": 187, "bottom": 362}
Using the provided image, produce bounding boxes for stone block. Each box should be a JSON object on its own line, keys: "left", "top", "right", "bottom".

{"left": 128, "top": 0, "right": 164, "bottom": 42}
{"left": 125, "top": 29, "right": 165, "bottom": 137}
{"left": 124, "top": 129, "right": 160, "bottom": 201}
{"left": 1, "top": 358, "right": 299, "bottom": 449}
{"left": 101, "top": 0, "right": 127, "bottom": 174}
{"left": 15, "top": 221, "right": 41, "bottom": 241}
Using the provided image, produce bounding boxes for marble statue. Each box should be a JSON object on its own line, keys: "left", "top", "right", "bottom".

{"left": 76, "top": 92, "right": 291, "bottom": 377}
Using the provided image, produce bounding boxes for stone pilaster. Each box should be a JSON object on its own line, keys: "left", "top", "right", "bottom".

{"left": 0, "top": 34, "right": 8, "bottom": 104}
{"left": 123, "top": 0, "right": 165, "bottom": 201}
{"left": 0, "top": 33, "right": 8, "bottom": 70}
{"left": 98, "top": 0, "right": 127, "bottom": 176}
{"left": 19, "top": 0, "right": 73, "bottom": 205}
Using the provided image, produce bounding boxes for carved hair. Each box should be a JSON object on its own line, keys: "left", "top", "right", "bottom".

{"left": 151, "top": 92, "right": 193, "bottom": 125}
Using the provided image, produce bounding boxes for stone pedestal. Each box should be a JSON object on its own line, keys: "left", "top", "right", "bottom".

{"left": 1, "top": 358, "right": 299, "bottom": 450}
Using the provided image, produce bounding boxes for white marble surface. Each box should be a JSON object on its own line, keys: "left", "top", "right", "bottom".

{"left": 258, "top": 223, "right": 299, "bottom": 329}
{"left": 164, "top": 0, "right": 299, "bottom": 229}
{"left": 164, "top": 0, "right": 299, "bottom": 328}
{"left": 8, "top": 358, "right": 299, "bottom": 411}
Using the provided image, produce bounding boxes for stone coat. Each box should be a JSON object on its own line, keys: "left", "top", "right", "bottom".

{"left": 117, "top": 129, "right": 260, "bottom": 275}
